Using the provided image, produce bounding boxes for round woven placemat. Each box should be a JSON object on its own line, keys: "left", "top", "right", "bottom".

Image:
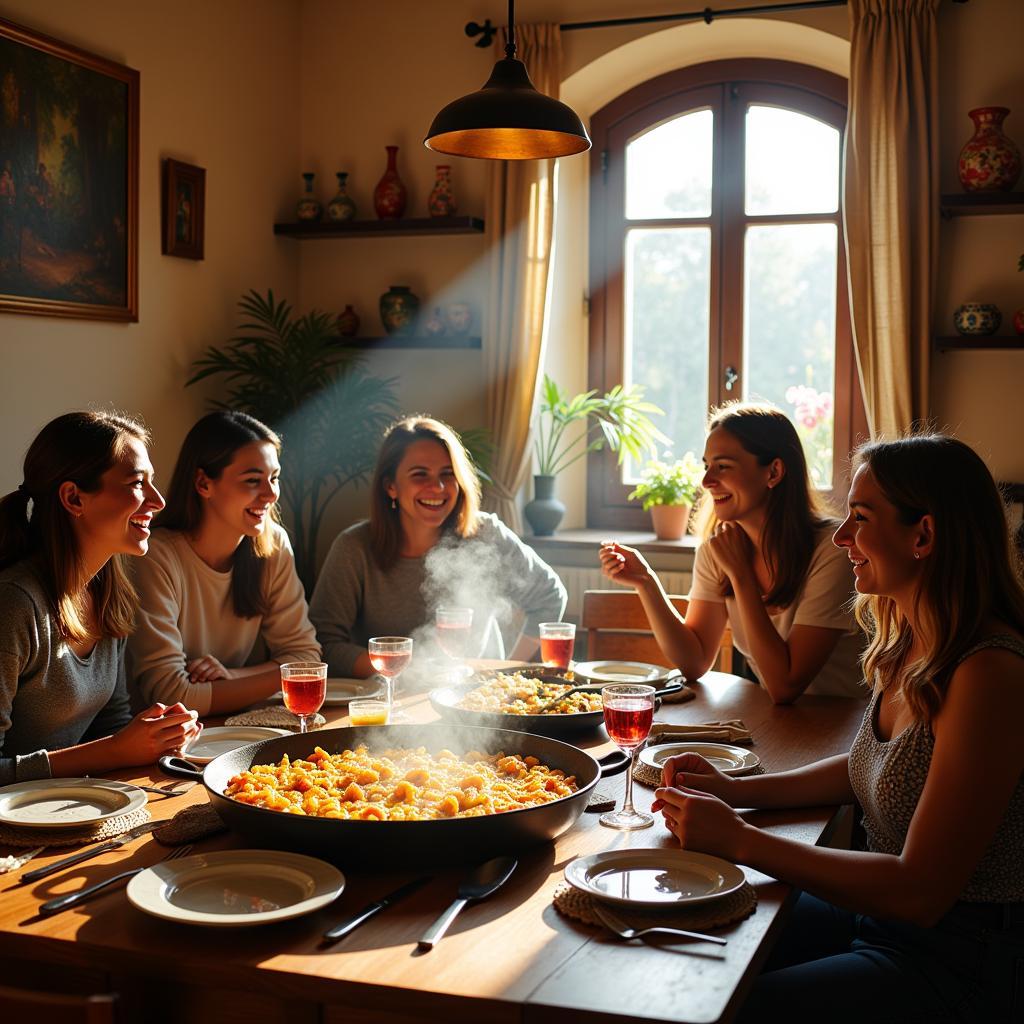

{"left": 633, "top": 760, "right": 766, "bottom": 788}
{"left": 224, "top": 708, "right": 327, "bottom": 731}
{"left": 0, "top": 805, "right": 151, "bottom": 849}
{"left": 554, "top": 879, "right": 756, "bottom": 931}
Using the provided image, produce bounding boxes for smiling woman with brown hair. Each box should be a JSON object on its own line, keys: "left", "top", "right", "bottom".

{"left": 600, "top": 402, "right": 862, "bottom": 702}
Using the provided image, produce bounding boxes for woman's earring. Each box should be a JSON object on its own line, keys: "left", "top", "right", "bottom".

{"left": 914, "top": 551, "right": 921, "bottom": 559}
{"left": 391, "top": 498, "right": 397, "bottom": 510}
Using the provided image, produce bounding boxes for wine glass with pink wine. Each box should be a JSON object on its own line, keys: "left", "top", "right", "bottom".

{"left": 435, "top": 606, "right": 474, "bottom": 682}
{"left": 600, "top": 683, "right": 656, "bottom": 830}
{"left": 368, "top": 636, "right": 414, "bottom": 722}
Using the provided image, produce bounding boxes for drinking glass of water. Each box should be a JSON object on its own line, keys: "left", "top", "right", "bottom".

{"left": 436, "top": 606, "right": 473, "bottom": 680}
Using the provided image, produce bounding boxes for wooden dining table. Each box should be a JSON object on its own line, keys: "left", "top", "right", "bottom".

{"left": 0, "top": 671, "right": 866, "bottom": 1024}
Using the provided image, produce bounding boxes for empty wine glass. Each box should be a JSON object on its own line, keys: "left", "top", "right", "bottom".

{"left": 600, "top": 683, "right": 656, "bottom": 830}
{"left": 436, "top": 606, "right": 473, "bottom": 681}
{"left": 368, "top": 636, "right": 413, "bottom": 721}
{"left": 280, "top": 661, "right": 327, "bottom": 734}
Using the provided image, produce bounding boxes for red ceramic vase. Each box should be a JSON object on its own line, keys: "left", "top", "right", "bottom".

{"left": 373, "top": 146, "right": 408, "bottom": 219}
{"left": 957, "top": 107, "right": 1022, "bottom": 192}
{"left": 1014, "top": 309, "right": 1024, "bottom": 336}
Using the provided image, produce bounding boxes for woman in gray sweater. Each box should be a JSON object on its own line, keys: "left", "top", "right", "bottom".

{"left": 0, "top": 411, "right": 200, "bottom": 785}
{"left": 310, "top": 416, "right": 566, "bottom": 679}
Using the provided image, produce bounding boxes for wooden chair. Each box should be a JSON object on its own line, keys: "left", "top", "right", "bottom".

{"left": 0, "top": 986, "right": 117, "bottom": 1024}
{"left": 581, "top": 589, "right": 733, "bottom": 674}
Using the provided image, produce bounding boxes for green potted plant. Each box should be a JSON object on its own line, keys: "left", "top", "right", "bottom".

{"left": 628, "top": 453, "right": 703, "bottom": 540}
{"left": 526, "top": 374, "right": 668, "bottom": 536}
{"left": 187, "top": 289, "right": 400, "bottom": 592}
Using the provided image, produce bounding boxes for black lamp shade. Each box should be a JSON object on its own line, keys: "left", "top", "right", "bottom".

{"left": 425, "top": 56, "right": 591, "bottom": 160}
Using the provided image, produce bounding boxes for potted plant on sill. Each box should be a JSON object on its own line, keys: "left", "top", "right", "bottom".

{"left": 628, "top": 453, "right": 703, "bottom": 540}
{"left": 526, "top": 375, "right": 668, "bottom": 536}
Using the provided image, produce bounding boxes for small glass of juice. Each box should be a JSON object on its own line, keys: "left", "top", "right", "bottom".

{"left": 349, "top": 699, "right": 390, "bottom": 726}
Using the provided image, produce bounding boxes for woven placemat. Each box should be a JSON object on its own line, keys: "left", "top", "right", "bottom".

{"left": 554, "top": 879, "right": 757, "bottom": 931}
{"left": 633, "top": 759, "right": 766, "bottom": 788}
{"left": 154, "top": 802, "right": 227, "bottom": 845}
{"left": 224, "top": 708, "right": 327, "bottom": 731}
{"left": 0, "top": 805, "right": 151, "bottom": 849}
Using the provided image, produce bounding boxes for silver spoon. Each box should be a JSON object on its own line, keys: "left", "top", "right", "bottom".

{"left": 417, "top": 856, "right": 517, "bottom": 950}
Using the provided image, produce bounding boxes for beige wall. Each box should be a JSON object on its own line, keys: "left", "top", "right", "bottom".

{"left": 0, "top": 0, "right": 300, "bottom": 493}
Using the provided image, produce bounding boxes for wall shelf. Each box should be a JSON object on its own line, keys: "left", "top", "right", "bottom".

{"left": 940, "top": 192, "right": 1024, "bottom": 218}
{"left": 337, "top": 335, "right": 481, "bottom": 350}
{"left": 274, "top": 216, "right": 484, "bottom": 238}
{"left": 935, "top": 336, "right": 1024, "bottom": 352}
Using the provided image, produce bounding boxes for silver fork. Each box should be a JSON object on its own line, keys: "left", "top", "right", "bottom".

{"left": 592, "top": 902, "right": 728, "bottom": 945}
{"left": 134, "top": 780, "right": 196, "bottom": 797}
{"left": 38, "top": 844, "right": 193, "bottom": 917}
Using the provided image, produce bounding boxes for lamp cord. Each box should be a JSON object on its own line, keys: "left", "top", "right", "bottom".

{"left": 505, "top": 0, "right": 516, "bottom": 58}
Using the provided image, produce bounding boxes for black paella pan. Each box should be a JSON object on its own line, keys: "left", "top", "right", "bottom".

{"left": 160, "top": 723, "right": 628, "bottom": 866}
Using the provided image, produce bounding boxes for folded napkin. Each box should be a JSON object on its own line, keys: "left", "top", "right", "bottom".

{"left": 154, "top": 803, "right": 228, "bottom": 845}
{"left": 648, "top": 719, "right": 753, "bottom": 744}
{"left": 224, "top": 708, "right": 326, "bottom": 731}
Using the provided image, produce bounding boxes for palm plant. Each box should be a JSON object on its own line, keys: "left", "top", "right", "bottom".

{"left": 187, "top": 289, "right": 399, "bottom": 592}
{"left": 533, "top": 374, "right": 668, "bottom": 476}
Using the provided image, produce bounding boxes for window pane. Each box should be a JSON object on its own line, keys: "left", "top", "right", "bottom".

{"left": 625, "top": 228, "right": 711, "bottom": 479}
{"left": 626, "top": 110, "right": 713, "bottom": 220}
{"left": 745, "top": 106, "right": 839, "bottom": 215}
{"left": 743, "top": 224, "right": 838, "bottom": 488}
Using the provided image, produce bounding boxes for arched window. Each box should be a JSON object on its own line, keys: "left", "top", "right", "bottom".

{"left": 587, "top": 59, "right": 866, "bottom": 529}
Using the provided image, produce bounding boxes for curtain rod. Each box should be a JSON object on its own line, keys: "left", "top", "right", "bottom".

{"left": 464, "top": 0, "right": 968, "bottom": 47}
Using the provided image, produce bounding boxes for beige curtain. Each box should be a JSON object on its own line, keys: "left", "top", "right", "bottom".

{"left": 844, "top": 0, "right": 940, "bottom": 437}
{"left": 481, "top": 24, "right": 560, "bottom": 531}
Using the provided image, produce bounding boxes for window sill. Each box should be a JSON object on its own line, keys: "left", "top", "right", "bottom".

{"left": 522, "top": 528, "right": 697, "bottom": 572}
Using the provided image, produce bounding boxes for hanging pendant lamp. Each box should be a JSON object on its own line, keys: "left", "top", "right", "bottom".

{"left": 424, "top": 0, "right": 591, "bottom": 160}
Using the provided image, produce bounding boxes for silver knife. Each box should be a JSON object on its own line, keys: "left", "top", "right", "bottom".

{"left": 321, "top": 876, "right": 432, "bottom": 946}
{"left": 21, "top": 820, "right": 161, "bottom": 883}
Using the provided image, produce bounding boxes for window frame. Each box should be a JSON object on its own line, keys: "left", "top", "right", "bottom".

{"left": 587, "top": 58, "right": 866, "bottom": 530}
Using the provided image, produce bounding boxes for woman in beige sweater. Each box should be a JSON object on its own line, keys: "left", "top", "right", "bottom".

{"left": 128, "top": 412, "right": 320, "bottom": 715}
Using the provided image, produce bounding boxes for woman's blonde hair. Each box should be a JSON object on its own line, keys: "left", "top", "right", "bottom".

{"left": 854, "top": 434, "right": 1024, "bottom": 721}
{"left": 0, "top": 410, "right": 149, "bottom": 642}
{"left": 156, "top": 411, "right": 282, "bottom": 619}
{"left": 368, "top": 415, "right": 481, "bottom": 570}
{"left": 694, "top": 401, "right": 837, "bottom": 608}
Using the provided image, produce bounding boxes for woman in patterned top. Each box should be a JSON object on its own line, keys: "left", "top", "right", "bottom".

{"left": 654, "top": 434, "right": 1024, "bottom": 1022}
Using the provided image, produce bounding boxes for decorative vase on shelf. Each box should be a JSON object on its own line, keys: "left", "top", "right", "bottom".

{"left": 423, "top": 307, "right": 446, "bottom": 336}
{"left": 379, "top": 285, "right": 420, "bottom": 335}
{"left": 326, "top": 172, "right": 357, "bottom": 222}
{"left": 957, "top": 107, "right": 1022, "bottom": 192}
{"left": 446, "top": 302, "right": 473, "bottom": 336}
{"left": 524, "top": 475, "right": 565, "bottom": 537}
{"left": 954, "top": 303, "right": 1002, "bottom": 336}
{"left": 337, "top": 304, "right": 360, "bottom": 337}
{"left": 373, "top": 146, "right": 407, "bottom": 219}
{"left": 1013, "top": 309, "right": 1024, "bottom": 336}
{"left": 428, "top": 165, "right": 457, "bottom": 217}
{"left": 296, "top": 173, "right": 321, "bottom": 221}
{"left": 650, "top": 503, "right": 692, "bottom": 541}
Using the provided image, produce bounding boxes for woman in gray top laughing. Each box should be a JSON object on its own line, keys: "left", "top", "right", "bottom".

{"left": 0, "top": 411, "right": 200, "bottom": 785}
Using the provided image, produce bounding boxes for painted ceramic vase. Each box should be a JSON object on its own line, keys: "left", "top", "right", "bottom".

{"left": 373, "top": 146, "right": 407, "bottom": 219}
{"left": 428, "top": 165, "right": 457, "bottom": 217}
{"left": 380, "top": 285, "right": 420, "bottom": 335}
{"left": 326, "top": 172, "right": 357, "bottom": 222}
{"left": 957, "top": 107, "right": 1022, "bottom": 192}
{"left": 423, "top": 307, "right": 446, "bottom": 336}
{"left": 446, "top": 302, "right": 473, "bottom": 336}
{"left": 954, "top": 303, "right": 1002, "bottom": 336}
{"left": 1013, "top": 309, "right": 1024, "bottom": 336}
{"left": 337, "top": 304, "right": 360, "bottom": 337}
{"left": 296, "top": 173, "right": 322, "bottom": 221}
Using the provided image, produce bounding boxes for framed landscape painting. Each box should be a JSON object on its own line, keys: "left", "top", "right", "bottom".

{"left": 0, "top": 17, "right": 138, "bottom": 321}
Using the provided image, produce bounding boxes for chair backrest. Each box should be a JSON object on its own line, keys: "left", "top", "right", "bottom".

{"left": 581, "top": 589, "right": 733, "bottom": 673}
{"left": 0, "top": 986, "right": 117, "bottom": 1024}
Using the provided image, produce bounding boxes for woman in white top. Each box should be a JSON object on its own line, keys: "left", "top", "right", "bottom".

{"left": 128, "top": 411, "right": 320, "bottom": 715}
{"left": 600, "top": 402, "right": 862, "bottom": 702}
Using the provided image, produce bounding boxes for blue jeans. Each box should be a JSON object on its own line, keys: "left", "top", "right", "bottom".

{"left": 736, "top": 893, "right": 1024, "bottom": 1023}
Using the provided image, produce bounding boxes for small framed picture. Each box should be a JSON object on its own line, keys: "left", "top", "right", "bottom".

{"left": 162, "top": 158, "right": 205, "bottom": 260}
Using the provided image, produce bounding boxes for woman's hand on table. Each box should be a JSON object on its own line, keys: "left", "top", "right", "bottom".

{"left": 112, "top": 702, "right": 202, "bottom": 766}
{"left": 652, "top": 784, "right": 749, "bottom": 862}
{"left": 188, "top": 654, "right": 231, "bottom": 682}
{"left": 661, "top": 751, "right": 735, "bottom": 803}
{"left": 599, "top": 541, "right": 655, "bottom": 590}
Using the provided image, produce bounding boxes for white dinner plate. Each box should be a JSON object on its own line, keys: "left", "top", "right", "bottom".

{"left": 572, "top": 660, "right": 671, "bottom": 685}
{"left": 270, "top": 678, "right": 381, "bottom": 706}
{"left": 0, "top": 778, "right": 148, "bottom": 830}
{"left": 639, "top": 741, "right": 760, "bottom": 776}
{"left": 127, "top": 849, "right": 345, "bottom": 927}
{"left": 183, "top": 727, "right": 292, "bottom": 765}
{"left": 565, "top": 849, "right": 746, "bottom": 908}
